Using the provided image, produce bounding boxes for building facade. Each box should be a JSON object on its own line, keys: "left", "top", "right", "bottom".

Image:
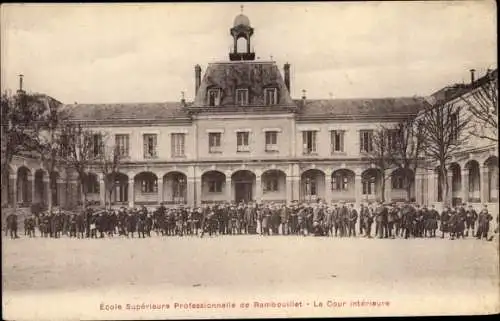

{"left": 3, "top": 13, "right": 498, "bottom": 212}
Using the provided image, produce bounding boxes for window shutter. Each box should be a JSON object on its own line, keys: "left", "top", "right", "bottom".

{"left": 171, "top": 134, "right": 175, "bottom": 156}
{"left": 143, "top": 135, "right": 148, "bottom": 157}
{"left": 340, "top": 131, "right": 344, "bottom": 152}
{"left": 359, "top": 131, "right": 363, "bottom": 152}
{"left": 311, "top": 131, "right": 317, "bottom": 152}
{"left": 302, "top": 131, "right": 307, "bottom": 153}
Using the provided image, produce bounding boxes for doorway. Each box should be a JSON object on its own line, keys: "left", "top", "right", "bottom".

{"left": 235, "top": 182, "right": 253, "bottom": 203}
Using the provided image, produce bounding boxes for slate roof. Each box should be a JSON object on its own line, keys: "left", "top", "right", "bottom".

{"left": 296, "top": 97, "right": 428, "bottom": 119}
{"left": 193, "top": 61, "right": 295, "bottom": 107}
{"left": 63, "top": 102, "right": 190, "bottom": 122}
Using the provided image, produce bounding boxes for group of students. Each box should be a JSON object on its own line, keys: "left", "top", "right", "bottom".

{"left": 3, "top": 200, "right": 497, "bottom": 241}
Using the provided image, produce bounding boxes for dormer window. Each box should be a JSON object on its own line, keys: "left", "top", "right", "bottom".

{"left": 264, "top": 88, "right": 278, "bottom": 105}
{"left": 208, "top": 88, "right": 221, "bottom": 106}
{"left": 236, "top": 88, "right": 249, "bottom": 106}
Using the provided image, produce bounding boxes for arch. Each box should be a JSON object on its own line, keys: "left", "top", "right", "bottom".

{"left": 108, "top": 172, "right": 129, "bottom": 204}
{"left": 134, "top": 172, "right": 158, "bottom": 205}
{"left": 34, "top": 169, "right": 47, "bottom": 205}
{"left": 484, "top": 156, "right": 498, "bottom": 202}
{"left": 301, "top": 169, "right": 326, "bottom": 202}
{"left": 465, "top": 160, "right": 481, "bottom": 203}
{"left": 232, "top": 170, "right": 256, "bottom": 203}
{"left": 16, "top": 166, "right": 31, "bottom": 206}
{"left": 261, "top": 169, "right": 287, "bottom": 202}
{"left": 361, "top": 168, "right": 383, "bottom": 201}
{"left": 163, "top": 171, "right": 188, "bottom": 204}
{"left": 201, "top": 170, "right": 227, "bottom": 203}
{"left": 330, "top": 169, "right": 355, "bottom": 202}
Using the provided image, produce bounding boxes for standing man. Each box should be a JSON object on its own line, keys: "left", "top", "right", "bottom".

{"left": 465, "top": 204, "right": 478, "bottom": 237}
{"left": 476, "top": 205, "right": 493, "bottom": 240}
{"left": 348, "top": 204, "right": 358, "bottom": 237}
{"left": 6, "top": 212, "right": 18, "bottom": 239}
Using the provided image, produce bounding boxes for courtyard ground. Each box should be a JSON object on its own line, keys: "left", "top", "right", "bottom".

{"left": 2, "top": 234, "right": 499, "bottom": 319}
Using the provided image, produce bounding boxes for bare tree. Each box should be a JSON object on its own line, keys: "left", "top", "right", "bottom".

{"left": 63, "top": 123, "right": 98, "bottom": 210}
{"left": 384, "top": 119, "right": 426, "bottom": 201}
{"left": 34, "top": 98, "right": 67, "bottom": 212}
{"left": 97, "top": 136, "right": 122, "bottom": 210}
{"left": 459, "top": 69, "right": 498, "bottom": 142}
{"left": 366, "top": 128, "right": 393, "bottom": 202}
{"left": 1, "top": 90, "right": 52, "bottom": 209}
{"left": 419, "top": 101, "right": 471, "bottom": 205}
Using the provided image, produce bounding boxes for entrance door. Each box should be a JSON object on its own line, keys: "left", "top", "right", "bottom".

{"left": 235, "top": 182, "right": 252, "bottom": 203}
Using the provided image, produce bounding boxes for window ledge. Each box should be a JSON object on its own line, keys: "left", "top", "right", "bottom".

{"left": 172, "top": 155, "right": 186, "bottom": 158}
{"left": 303, "top": 152, "right": 318, "bottom": 156}
{"left": 331, "top": 151, "right": 347, "bottom": 155}
{"left": 265, "top": 150, "right": 279, "bottom": 153}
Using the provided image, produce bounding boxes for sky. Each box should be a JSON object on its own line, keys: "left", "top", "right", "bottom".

{"left": 1, "top": 2, "right": 497, "bottom": 104}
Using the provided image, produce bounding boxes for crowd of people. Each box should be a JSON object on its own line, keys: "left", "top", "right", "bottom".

{"left": 4, "top": 201, "right": 498, "bottom": 242}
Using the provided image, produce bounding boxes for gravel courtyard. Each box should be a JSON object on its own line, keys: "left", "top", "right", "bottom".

{"left": 2, "top": 235, "right": 499, "bottom": 319}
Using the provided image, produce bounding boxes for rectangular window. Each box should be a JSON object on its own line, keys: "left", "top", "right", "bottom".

{"left": 209, "top": 132, "right": 222, "bottom": 153}
{"left": 236, "top": 89, "right": 249, "bottom": 106}
{"left": 359, "top": 130, "right": 373, "bottom": 153}
{"left": 332, "top": 174, "right": 349, "bottom": 191}
{"left": 236, "top": 131, "right": 250, "bottom": 152}
{"left": 265, "top": 131, "right": 278, "bottom": 151}
{"left": 171, "top": 133, "right": 185, "bottom": 157}
{"left": 87, "top": 177, "right": 100, "bottom": 194}
{"left": 302, "top": 131, "right": 317, "bottom": 154}
{"left": 92, "top": 133, "right": 103, "bottom": 157}
{"left": 208, "top": 89, "right": 221, "bottom": 106}
{"left": 115, "top": 134, "right": 129, "bottom": 157}
{"left": 264, "top": 88, "right": 277, "bottom": 105}
{"left": 392, "top": 176, "right": 405, "bottom": 189}
{"left": 141, "top": 178, "right": 158, "bottom": 193}
{"left": 208, "top": 180, "right": 223, "bottom": 193}
{"left": 362, "top": 180, "right": 375, "bottom": 195}
{"left": 143, "top": 134, "right": 158, "bottom": 159}
{"left": 330, "top": 130, "right": 344, "bottom": 153}
{"left": 387, "top": 129, "right": 399, "bottom": 151}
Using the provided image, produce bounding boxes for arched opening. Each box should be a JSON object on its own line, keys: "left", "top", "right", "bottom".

{"left": 163, "top": 172, "right": 187, "bottom": 204}
{"left": 301, "top": 169, "right": 325, "bottom": 202}
{"left": 331, "top": 169, "right": 355, "bottom": 202}
{"left": 391, "top": 168, "right": 414, "bottom": 202}
{"left": 134, "top": 172, "right": 158, "bottom": 205}
{"left": 84, "top": 172, "right": 100, "bottom": 205}
{"left": 261, "top": 169, "right": 286, "bottom": 203}
{"left": 484, "top": 156, "right": 498, "bottom": 202}
{"left": 201, "top": 170, "right": 226, "bottom": 204}
{"left": 232, "top": 170, "right": 256, "bottom": 203}
{"left": 2, "top": 167, "right": 13, "bottom": 207}
{"left": 236, "top": 36, "right": 247, "bottom": 54}
{"left": 109, "top": 172, "right": 128, "bottom": 205}
{"left": 449, "top": 163, "right": 462, "bottom": 205}
{"left": 465, "top": 160, "right": 481, "bottom": 203}
{"left": 361, "top": 168, "right": 382, "bottom": 202}
{"left": 34, "top": 170, "right": 46, "bottom": 205}
{"left": 16, "top": 166, "right": 31, "bottom": 206}
{"left": 50, "top": 171, "right": 60, "bottom": 206}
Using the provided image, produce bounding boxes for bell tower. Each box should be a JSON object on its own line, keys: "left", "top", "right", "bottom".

{"left": 229, "top": 6, "right": 255, "bottom": 61}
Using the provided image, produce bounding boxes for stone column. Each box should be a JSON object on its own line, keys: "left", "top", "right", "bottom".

{"left": 195, "top": 177, "right": 202, "bottom": 206}
{"left": 57, "top": 179, "right": 66, "bottom": 208}
{"left": 354, "top": 172, "right": 363, "bottom": 206}
{"left": 480, "top": 165, "right": 489, "bottom": 204}
{"left": 291, "top": 176, "right": 300, "bottom": 202}
{"left": 415, "top": 170, "right": 423, "bottom": 205}
{"left": 461, "top": 168, "right": 469, "bottom": 204}
{"left": 44, "top": 177, "right": 51, "bottom": 209}
{"left": 128, "top": 178, "right": 135, "bottom": 208}
{"left": 427, "top": 169, "right": 435, "bottom": 204}
{"left": 187, "top": 177, "right": 195, "bottom": 207}
{"left": 9, "top": 173, "right": 17, "bottom": 209}
{"left": 99, "top": 174, "right": 106, "bottom": 207}
{"left": 446, "top": 170, "right": 453, "bottom": 205}
{"left": 225, "top": 176, "right": 232, "bottom": 203}
{"left": 255, "top": 175, "right": 262, "bottom": 203}
{"left": 31, "top": 175, "right": 36, "bottom": 204}
{"left": 325, "top": 174, "right": 332, "bottom": 205}
{"left": 158, "top": 176, "right": 164, "bottom": 205}
{"left": 384, "top": 177, "right": 392, "bottom": 203}
{"left": 286, "top": 176, "right": 293, "bottom": 204}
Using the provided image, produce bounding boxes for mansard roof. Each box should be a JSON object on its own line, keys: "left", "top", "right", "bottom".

{"left": 192, "top": 61, "right": 295, "bottom": 108}
{"left": 296, "top": 96, "right": 428, "bottom": 120}
{"left": 64, "top": 102, "right": 190, "bottom": 124}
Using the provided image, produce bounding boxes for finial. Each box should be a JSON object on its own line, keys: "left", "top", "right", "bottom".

{"left": 302, "top": 89, "right": 307, "bottom": 98}
{"left": 270, "top": 55, "right": 273, "bottom": 61}
{"left": 240, "top": 5, "right": 244, "bottom": 13}
{"left": 181, "top": 91, "right": 185, "bottom": 100}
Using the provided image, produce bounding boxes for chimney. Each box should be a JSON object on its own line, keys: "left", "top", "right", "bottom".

{"left": 284, "top": 63, "right": 291, "bottom": 92}
{"left": 195, "top": 64, "right": 201, "bottom": 95}
{"left": 17, "top": 74, "right": 24, "bottom": 94}
{"left": 470, "top": 69, "right": 476, "bottom": 84}
{"left": 301, "top": 89, "right": 307, "bottom": 107}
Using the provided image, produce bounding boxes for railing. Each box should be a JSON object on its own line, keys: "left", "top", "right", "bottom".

{"left": 265, "top": 144, "right": 278, "bottom": 152}
{"left": 209, "top": 146, "right": 222, "bottom": 153}
{"left": 237, "top": 145, "right": 250, "bottom": 152}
